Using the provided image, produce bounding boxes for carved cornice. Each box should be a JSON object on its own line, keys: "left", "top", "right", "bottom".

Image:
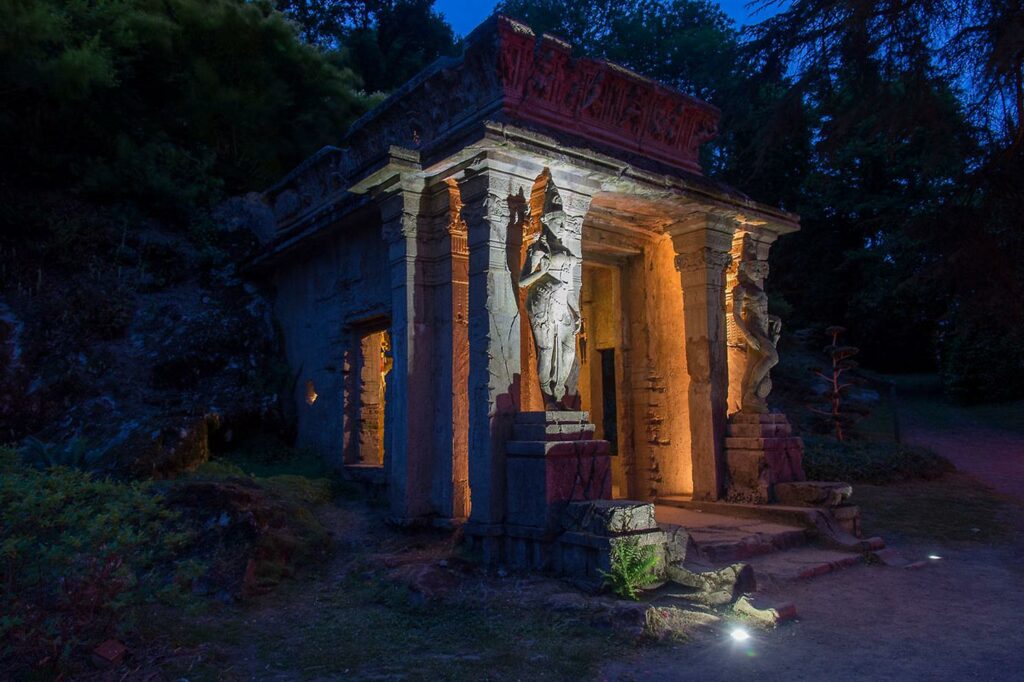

{"left": 264, "top": 16, "right": 721, "bottom": 233}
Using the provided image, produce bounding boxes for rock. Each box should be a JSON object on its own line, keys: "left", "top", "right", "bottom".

{"left": 775, "top": 480, "right": 853, "bottom": 507}
{"left": 661, "top": 523, "right": 693, "bottom": 565}
{"left": 643, "top": 606, "right": 720, "bottom": 641}
{"left": 732, "top": 595, "right": 797, "bottom": 627}
{"left": 665, "top": 561, "right": 755, "bottom": 606}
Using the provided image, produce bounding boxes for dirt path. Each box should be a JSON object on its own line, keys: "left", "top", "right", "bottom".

{"left": 900, "top": 396, "right": 1024, "bottom": 500}
{"left": 600, "top": 391, "right": 1024, "bottom": 682}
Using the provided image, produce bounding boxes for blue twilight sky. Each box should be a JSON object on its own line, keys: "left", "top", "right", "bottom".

{"left": 432, "top": 1, "right": 788, "bottom": 37}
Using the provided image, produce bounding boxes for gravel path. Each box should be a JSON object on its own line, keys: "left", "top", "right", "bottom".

{"left": 901, "top": 401, "right": 1024, "bottom": 500}
{"left": 600, "top": 394, "right": 1024, "bottom": 681}
{"left": 600, "top": 540, "right": 1024, "bottom": 681}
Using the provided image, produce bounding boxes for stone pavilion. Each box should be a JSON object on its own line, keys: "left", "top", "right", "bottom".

{"left": 254, "top": 16, "right": 828, "bottom": 565}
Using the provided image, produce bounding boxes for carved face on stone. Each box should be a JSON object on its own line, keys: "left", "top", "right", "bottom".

{"left": 740, "top": 260, "right": 769, "bottom": 286}
{"left": 540, "top": 209, "right": 566, "bottom": 239}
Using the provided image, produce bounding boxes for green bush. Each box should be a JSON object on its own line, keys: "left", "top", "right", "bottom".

{"left": 802, "top": 437, "right": 955, "bottom": 484}
{"left": 0, "top": 464, "right": 195, "bottom": 672}
{"left": 0, "top": 0, "right": 368, "bottom": 209}
{"left": 599, "top": 537, "right": 660, "bottom": 601}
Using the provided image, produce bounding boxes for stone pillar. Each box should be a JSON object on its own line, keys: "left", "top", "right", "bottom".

{"left": 670, "top": 215, "right": 735, "bottom": 501}
{"left": 457, "top": 164, "right": 533, "bottom": 555}
{"left": 378, "top": 181, "right": 434, "bottom": 522}
{"left": 430, "top": 179, "right": 471, "bottom": 522}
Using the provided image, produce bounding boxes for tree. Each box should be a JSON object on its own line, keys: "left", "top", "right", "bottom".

{"left": 0, "top": 0, "right": 369, "bottom": 208}
{"left": 276, "top": 0, "right": 461, "bottom": 93}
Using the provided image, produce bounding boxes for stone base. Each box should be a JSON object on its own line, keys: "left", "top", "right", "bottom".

{"left": 505, "top": 411, "right": 612, "bottom": 534}
{"left": 724, "top": 412, "right": 805, "bottom": 503}
{"left": 504, "top": 499, "right": 685, "bottom": 589}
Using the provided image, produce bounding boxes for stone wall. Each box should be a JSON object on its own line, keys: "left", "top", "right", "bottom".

{"left": 272, "top": 217, "right": 391, "bottom": 469}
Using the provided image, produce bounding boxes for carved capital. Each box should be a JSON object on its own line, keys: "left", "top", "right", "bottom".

{"left": 675, "top": 247, "right": 732, "bottom": 274}
{"left": 381, "top": 213, "right": 417, "bottom": 245}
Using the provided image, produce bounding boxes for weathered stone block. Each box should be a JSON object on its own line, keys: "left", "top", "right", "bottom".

{"left": 561, "top": 499, "right": 658, "bottom": 535}
{"left": 505, "top": 411, "right": 612, "bottom": 533}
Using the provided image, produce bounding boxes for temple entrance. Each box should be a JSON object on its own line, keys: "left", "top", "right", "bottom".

{"left": 578, "top": 262, "right": 628, "bottom": 497}
{"left": 344, "top": 320, "right": 391, "bottom": 467}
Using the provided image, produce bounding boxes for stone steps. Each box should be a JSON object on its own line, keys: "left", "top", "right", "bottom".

{"left": 654, "top": 504, "right": 867, "bottom": 592}
{"left": 742, "top": 546, "right": 865, "bottom": 588}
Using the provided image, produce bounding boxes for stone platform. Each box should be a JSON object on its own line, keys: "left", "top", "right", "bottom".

{"left": 724, "top": 412, "right": 806, "bottom": 503}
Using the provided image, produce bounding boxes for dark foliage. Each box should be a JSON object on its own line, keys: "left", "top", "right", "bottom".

{"left": 0, "top": 0, "right": 368, "bottom": 209}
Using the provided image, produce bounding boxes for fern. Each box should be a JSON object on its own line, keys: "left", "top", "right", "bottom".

{"left": 599, "top": 537, "right": 660, "bottom": 600}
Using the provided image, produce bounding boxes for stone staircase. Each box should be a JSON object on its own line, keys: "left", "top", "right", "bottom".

{"left": 654, "top": 504, "right": 879, "bottom": 592}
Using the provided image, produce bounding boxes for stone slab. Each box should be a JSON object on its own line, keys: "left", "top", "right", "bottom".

{"left": 775, "top": 480, "right": 852, "bottom": 507}
{"left": 562, "top": 499, "right": 658, "bottom": 535}
{"left": 745, "top": 547, "right": 864, "bottom": 584}
{"left": 512, "top": 422, "right": 596, "bottom": 441}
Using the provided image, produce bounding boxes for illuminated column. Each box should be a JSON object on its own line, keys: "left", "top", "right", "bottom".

{"left": 671, "top": 214, "right": 736, "bottom": 500}
{"left": 431, "top": 179, "right": 471, "bottom": 521}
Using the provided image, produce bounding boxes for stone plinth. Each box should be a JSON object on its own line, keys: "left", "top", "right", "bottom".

{"left": 554, "top": 500, "right": 673, "bottom": 584}
{"left": 505, "top": 411, "right": 612, "bottom": 534}
{"left": 724, "top": 412, "right": 806, "bottom": 503}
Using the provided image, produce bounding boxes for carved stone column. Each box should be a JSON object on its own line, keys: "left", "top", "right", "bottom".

{"left": 457, "top": 162, "right": 534, "bottom": 557}
{"left": 430, "top": 179, "right": 471, "bottom": 521}
{"left": 377, "top": 180, "right": 434, "bottom": 522}
{"left": 671, "top": 215, "right": 735, "bottom": 501}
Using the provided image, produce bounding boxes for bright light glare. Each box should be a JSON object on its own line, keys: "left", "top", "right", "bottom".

{"left": 928, "top": 554, "right": 942, "bottom": 560}
{"left": 730, "top": 627, "right": 751, "bottom": 642}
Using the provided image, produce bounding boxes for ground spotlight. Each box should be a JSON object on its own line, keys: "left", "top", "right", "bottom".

{"left": 730, "top": 627, "right": 751, "bottom": 643}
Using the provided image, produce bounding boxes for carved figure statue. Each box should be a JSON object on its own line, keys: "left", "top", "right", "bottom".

{"left": 733, "top": 258, "right": 782, "bottom": 413}
{"left": 518, "top": 194, "right": 580, "bottom": 410}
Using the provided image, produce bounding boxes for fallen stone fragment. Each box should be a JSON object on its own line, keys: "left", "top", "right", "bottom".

{"left": 665, "top": 561, "right": 755, "bottom": 605}
{"left": 732, "top": 595, "right": 797, "bottom": 627}
{"left": 644, "top": 606, "right": 721, "bottom": 641}
{"left": 775, "top": 480, "right": 852, "bottom": 507}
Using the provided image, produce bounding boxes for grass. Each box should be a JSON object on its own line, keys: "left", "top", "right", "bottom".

{"left": 856, "top": 474, "right": 1022, "bottom": 546}
{"left": 887, "top": 373, "right": 1024, "bottom": 436}
{"left": 802, "top": 436, "right": 954, "bottom": 484}
{"left": 253, "top": 573, "right": 630, "bottom": 680}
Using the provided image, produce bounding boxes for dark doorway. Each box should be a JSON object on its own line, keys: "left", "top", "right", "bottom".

{"left": 599, "top": 348, "right": 618, "bottom": 454}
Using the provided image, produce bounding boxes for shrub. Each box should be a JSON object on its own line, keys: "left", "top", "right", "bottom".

{"left": 599, "top": 537, "right": 660, "bottom": 601}
{"left": 802, "top": 436, "right": 954, "bottom": 484}
{"left": 0, "top": 465, "right": 195, "bottom": 672}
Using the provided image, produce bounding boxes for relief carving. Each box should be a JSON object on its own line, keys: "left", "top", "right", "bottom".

{"left": 732, "top": 239, "right": 781, "bottom": 413}
{"left": 518, "top": 189, "right": 581, "bottom": 409}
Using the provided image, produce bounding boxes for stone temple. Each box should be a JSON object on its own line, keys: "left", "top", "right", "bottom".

{"left": 255, "top": 16, "right": 860, "bottom": 570}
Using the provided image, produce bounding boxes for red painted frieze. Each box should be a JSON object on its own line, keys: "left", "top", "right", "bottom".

{"left": 493, "top": 16, "right": 720, "bottom": 174}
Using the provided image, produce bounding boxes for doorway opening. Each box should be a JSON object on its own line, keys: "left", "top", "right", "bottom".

{"left": 344, "top": 320, "right": 391, "bottom": 467}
